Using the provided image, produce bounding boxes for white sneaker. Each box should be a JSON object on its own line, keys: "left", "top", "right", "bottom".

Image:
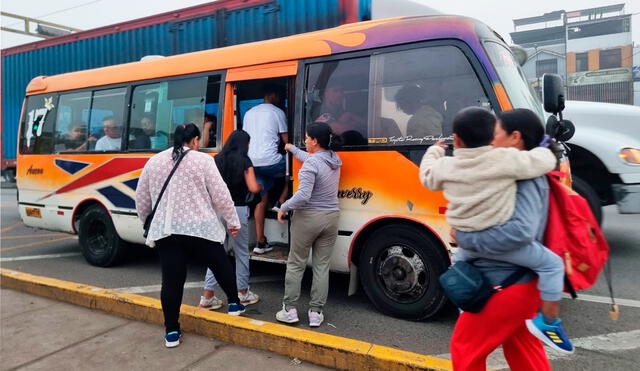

{"left": 308, "top": 310, "right": 324, "bottom": 327}
{"left": 276, "top": 304, "right": 299, "bottom": 324}
{"left": 198, "top": 295, "right": 223, "bottom": 310}
{"left": 238, "top": 290, "right": 260, "bottom": 305}
{"left": 252, "top": 241, "right": 273, "bottom": 254}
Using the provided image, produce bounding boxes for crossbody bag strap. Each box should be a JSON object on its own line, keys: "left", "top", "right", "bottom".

{"left": 148, "top": 149, "right": 191, "bottom": 219}
{"left": 494, "top": 267, "right": 529, "bottom": 291}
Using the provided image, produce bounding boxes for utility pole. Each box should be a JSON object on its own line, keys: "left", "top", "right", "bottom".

{"left": 1, "top": 11, "right": 82, "bottom": 38}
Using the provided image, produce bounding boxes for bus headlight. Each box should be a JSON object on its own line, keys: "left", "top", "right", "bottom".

{"left": 620, "top": 148, "right": 640, "bottom": 164}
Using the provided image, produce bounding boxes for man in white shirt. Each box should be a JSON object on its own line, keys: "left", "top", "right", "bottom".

{"left": 94, "top": 116, "right": 122, "bottom": 151}
{"left": 242, "top": 84, "right": 288, "bottom": 254}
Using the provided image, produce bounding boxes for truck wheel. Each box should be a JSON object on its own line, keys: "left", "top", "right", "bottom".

{"left": 359, "top": 224, "right": 449, "bottom": 320}
{"left": 78, "top": 204, "right": 128, "bottom": 267}
{"left": 572, "top": 175, "right": 603, "bottom": 225}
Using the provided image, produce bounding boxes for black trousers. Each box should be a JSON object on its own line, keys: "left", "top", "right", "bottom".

{"left": 156, "top": 234, "right": 240, "bottom": 333}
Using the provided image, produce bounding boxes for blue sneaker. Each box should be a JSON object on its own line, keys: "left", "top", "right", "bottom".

{"left": 526, "top": 313, "right": 574, "bottom": 354}
{"left": 164, "top": 331, "right": 181, "bottom": 348}
{"left": 228, "top": 302, "right": 246, "bottom": 316}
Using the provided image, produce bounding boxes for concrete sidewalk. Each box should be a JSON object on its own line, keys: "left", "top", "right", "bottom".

{"left": 0, "top": 288, "right": 326, "bottom": 371}
{"left": 0, "top": 268, "right": 453, "bottom": 370}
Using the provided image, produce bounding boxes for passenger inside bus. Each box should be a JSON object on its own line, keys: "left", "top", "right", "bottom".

{"left": 314, "top": 85, "right": 367, "bottom": 143}
{"left": 202, "top": 113, "right": 217, "bottom": 148}
{"left": 57, "top": 122, "right": 88, "bottom": 151}
{"left": 94, "top": 116, "right": 122, "bottom": 151}
{"left": 130, "top": 114, "right": 155, "bottom": 149}
{"left": 395, "top": 82, "right": 443, "bottom": 139}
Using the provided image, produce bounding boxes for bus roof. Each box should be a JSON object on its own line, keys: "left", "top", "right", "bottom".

{"left": 26, "top": 15, "right": 499, "bottom": 95}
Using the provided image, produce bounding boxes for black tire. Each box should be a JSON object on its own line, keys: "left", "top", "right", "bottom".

{"left": 359, "top": 224, "right": 449, "bottom": 320}
{"left": 78, "top": 204, "right": 128, "bottom": 267}
{"left": 572, "top": 175, "right": 603, "bottom": 225}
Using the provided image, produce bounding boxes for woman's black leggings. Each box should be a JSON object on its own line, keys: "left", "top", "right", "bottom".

{"left": 156, "top": 234, "right": 240, "bottom": 333}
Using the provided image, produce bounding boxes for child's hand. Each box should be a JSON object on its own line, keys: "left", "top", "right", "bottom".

{"left": 435, "top": 139, "right": 448, "bottom": 149}
{"left": 449, "top": 228, "right": 457, "bottom": 247}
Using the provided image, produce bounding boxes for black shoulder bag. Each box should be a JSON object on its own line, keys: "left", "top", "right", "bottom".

{"left": 143, "top": 149, "right": 191, "bottom": 238}
{"left": 439, "top": 260, "right": 528, "bottom": 313}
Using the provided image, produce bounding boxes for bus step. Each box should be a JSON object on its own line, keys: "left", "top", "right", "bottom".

{"left": 249, "top": 242, "right": 289, "bottom": 264}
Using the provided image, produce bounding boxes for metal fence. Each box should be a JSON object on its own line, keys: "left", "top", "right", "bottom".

{"left": 567, "top": 81, "right": 633, "bottom": 105}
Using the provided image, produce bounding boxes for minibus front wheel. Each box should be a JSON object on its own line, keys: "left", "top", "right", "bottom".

{"left": 359, "top": 224, "right": 448, "bottom": 321}
{"left": 78, "top": 204, "right": 128, "bottom": 267}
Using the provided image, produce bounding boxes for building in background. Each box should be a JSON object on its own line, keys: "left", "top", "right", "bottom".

{"left": 511, "top": 3, "right": 636, "bottom": 106}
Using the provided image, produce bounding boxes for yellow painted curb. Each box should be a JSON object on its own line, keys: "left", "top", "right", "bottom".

{"left": 1, "top": 268, "right": 454, "bottom": 370}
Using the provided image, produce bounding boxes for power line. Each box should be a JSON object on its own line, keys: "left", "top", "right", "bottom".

{"left": 3, "top": 0, "right": 104, "bottom": 29}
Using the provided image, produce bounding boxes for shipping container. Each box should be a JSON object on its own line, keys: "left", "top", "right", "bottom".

{"left": 1, "top": 0, "right": 441, "bottom": 172}
{"left": 2, "top": 0, "right": 375, "bottom": 171}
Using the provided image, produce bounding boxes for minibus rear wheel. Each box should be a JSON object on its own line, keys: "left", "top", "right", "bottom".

{"left": 78, "top": 204, "right": 128, "bottom": 267}
{"left": 359, "top": 224, "right": 449, "bottom": 321}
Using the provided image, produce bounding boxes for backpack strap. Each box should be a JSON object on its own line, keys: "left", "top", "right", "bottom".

{"left": 564, "top": 275, "right": 578, "bottom": 299}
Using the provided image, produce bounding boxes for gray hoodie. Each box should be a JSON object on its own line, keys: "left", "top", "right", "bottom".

{"left": 280, "top": 145, "right": 342, "bottom": 212}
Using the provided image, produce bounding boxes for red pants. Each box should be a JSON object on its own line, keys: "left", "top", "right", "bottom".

{"left": 450, "top": 280, "right": 551, "bottom": 371}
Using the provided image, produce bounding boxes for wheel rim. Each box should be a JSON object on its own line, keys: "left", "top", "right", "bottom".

{"left": 86, "top": 218, "right": 111, "bottom": 256}
{"left": 375, "top": 244, "right": 428, "bottom": 303}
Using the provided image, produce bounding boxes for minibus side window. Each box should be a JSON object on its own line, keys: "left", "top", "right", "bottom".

{"left": 370, "top": 46, "right": 491, "bottom": 146}
{"left": 129, "top": 77, "right": 207, "bottom": 151}
{"left": 87, "top": 88, "right": 127, "bottom": 152}
{"left": 53, "top": 92, "right": 91, "bottom": 153}
{"left": 304, "top": 57, "right": 371, "bottom": 146}
{"left": 20, "top": 94, "right": 58, "bottom": 154}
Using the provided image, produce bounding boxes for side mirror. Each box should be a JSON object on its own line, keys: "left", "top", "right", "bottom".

{"left": 546, "top": 115, "right": 575, "bottom": 142}
{"left": 509, "top": 45, "right": 528, "bottom": 67}
{"left": 543, "top": 74, "right": 565, "bottom": 114}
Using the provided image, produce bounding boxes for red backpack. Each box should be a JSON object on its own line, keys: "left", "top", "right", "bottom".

{"left": 544, "top": 172, "right": 610, "bottom": 291}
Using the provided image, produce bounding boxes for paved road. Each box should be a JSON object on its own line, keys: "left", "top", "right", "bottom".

{"left": 2, "top": 187, "right": 639, "bottom": 370}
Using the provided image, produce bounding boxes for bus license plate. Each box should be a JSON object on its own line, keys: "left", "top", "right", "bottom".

{"left": 25, "top": 207, "right": 42, "bottom": 218}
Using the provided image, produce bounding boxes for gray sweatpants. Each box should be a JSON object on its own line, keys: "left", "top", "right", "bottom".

{"left": 283, "top": 209, "right": 340, "bottom": 312}
{"left": 455, "top": 240, "right": 564, "bottom": 301}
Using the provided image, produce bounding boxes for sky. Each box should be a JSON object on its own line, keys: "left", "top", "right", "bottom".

{"left": 1, "top": 0, "right": 639, "bottom": 49}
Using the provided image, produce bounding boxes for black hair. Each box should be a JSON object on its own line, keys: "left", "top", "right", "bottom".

{"left": 215, "top": 130, "right": 250, "bottom": 185}
{"left": 262, "top": 83, "right": 285, "bottom": 98}
{"left": 452, "top": 107, "right": 496, "bottom": 148}
{"left": 395, "top": 84, "right": 425, "bottom": 115}
{"left": 205, "top": 113, "right": 217, "bottom": 123}
{"left": 172, "top": 123, "right": 200, "bottom": 161}
{"left": 306, "top": 122, "right": 342, "bottom": 150}
{"left": 497, "top": 108, "right": 562, "bottom": 167}
{"left": 496, "top": 109, "right": 544, "bottom": 150}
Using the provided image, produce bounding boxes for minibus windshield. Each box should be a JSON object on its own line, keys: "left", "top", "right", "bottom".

{"left": 484, "top": 41, "right": 544, "bottom": 118}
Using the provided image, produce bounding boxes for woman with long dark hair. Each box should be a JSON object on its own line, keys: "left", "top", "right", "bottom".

{"left": 136, "top": 123, "right": 244, "bottom": 349}
{"left": 450, "top": 108, "right": 566, "bottom": 370}
{"left": 199, "top": 130, "right": 262, "bottom": 310}
{"left": 275, "top": 122, "right": 342, "bottom": 327}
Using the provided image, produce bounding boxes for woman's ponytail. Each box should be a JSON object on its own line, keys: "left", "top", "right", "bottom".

{"left": 172, "top": 123, "right": 200, "bottom": 161}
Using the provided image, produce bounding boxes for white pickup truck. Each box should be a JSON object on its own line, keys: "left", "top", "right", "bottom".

{"left": 561, "top": 100, "right": 640, "bottom": 222}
